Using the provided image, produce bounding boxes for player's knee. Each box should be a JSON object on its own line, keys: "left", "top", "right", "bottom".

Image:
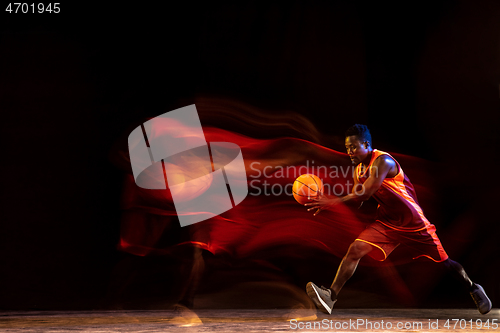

{"left": 193, "top": 246, "right": 203, "bottom": 260}
{"left": 347, "top": 241, "right": 372, "bottom": 260}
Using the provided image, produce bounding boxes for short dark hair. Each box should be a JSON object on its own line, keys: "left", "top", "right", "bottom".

{"left": 345, "top": 124, "right": 372, "bottom": 145}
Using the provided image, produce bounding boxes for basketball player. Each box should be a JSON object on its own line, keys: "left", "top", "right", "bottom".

{"left": 304, "top": 124, "right": 492, "bottom": 315}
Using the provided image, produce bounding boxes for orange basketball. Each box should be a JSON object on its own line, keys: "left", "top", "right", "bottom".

{"left": 292, "top": 174, "right": 323, "bottom": 205}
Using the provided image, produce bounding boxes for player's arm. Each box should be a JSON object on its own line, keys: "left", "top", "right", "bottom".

{"left": 305, "top": 155, "right": 396, "bottom": 215}
{"left": 344, "top": 155, "right": 395, "bottom": 202}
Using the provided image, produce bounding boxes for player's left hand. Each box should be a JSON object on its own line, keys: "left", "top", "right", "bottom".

{"left": 304, "top": 193, "right": 342, "bottom": 216}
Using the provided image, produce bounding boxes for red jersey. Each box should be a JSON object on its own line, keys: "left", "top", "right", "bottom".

{"left": 355, "top": 149, "right": 432, "bottom": 232}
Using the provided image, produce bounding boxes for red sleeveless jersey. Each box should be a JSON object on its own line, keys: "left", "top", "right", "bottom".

{"left": 355, "top": 149, "right": 431, "bottom": 231}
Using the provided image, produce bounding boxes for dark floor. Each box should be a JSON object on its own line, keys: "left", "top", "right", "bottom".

{"left": 0, "top": 308, "right": 498, "bottom": 332}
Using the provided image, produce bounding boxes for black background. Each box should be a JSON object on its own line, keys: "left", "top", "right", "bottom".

{"left": 1, "top": 1, "right": 499, "bottom": 310}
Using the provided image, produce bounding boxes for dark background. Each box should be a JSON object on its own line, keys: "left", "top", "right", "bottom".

{"left": 1, "top": 0, "right": 499, "bottom": 310}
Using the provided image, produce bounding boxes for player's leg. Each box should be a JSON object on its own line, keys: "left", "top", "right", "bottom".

{"left": 405, "top": 224, "right": 492, "bottom": 315}
{"left": 176, "top": 246, "right": 205, "bottom": 309}
{"left": 443, "top": 258, "right": 472, "bottom": 289}
{"left": 442, "top": 258, "right": 492, "bottom": 315}
{"left": 171, "top": 246, "right": 205, "bottom": 326}
{"left": 330, "top": 240, "right": 374, "bottom": 295}
{"left": 306, "top": 240, "right": 373, "bottom": 314}
{"left": 413, "top": 224, "right": 492, "bottom": 315}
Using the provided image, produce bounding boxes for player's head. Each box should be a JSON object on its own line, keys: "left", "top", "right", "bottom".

{"left": 345, "top": 124, "right": 372, "bottom": 165}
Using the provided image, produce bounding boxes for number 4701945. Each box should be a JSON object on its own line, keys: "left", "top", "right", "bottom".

{"left": 6, "top": 3, "right": 61, "bottom": 13}
{"left": 444, "top": 319, "right": 498, "bottom": 330}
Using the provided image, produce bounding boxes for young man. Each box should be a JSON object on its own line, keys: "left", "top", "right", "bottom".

{"left": 304, "top": 124, "right": 492, "bottom": 315}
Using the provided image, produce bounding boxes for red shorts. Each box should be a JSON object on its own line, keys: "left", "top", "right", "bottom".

{"left": 356, "top": 221, "right": 449, "bottom": 262}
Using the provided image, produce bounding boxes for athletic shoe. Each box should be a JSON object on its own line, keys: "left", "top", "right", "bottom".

{"left": 470, "top": 283, "right": 492, "bottom": 315}
{"left": 306, "top": 282, "right": 336, "bottom": 314}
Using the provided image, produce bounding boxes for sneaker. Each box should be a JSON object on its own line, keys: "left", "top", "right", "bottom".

{"left": 306, "top": 282, "right": 336, "bottom": 314}
{"left": 470, "top": 283, "right": 492, "bottom": 315}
